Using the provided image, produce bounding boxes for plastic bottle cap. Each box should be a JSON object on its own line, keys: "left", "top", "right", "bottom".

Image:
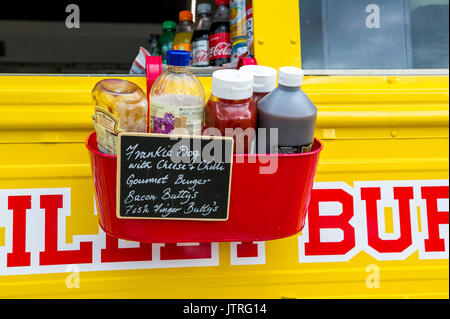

{"left": 179, "top": 10, "right": 193, "bottom": 21}
{"left": 167, "top": 50, "right": 192, "bottom": 67}
{"left": 212, "top": 69, "right": 254, "bottom": 100}
{"left": 197, "top": 3, "right": 212, "bottom": 13}
{"left": 239, "top": 65, "right": 278, "bottom": 93}
{"left": 278, "top": 66, "right": 304, "bottom": 87}
{"left": 215, "top": 0, "right": 229, "bottom": 6}
{"left": 162, "top": 21, "right": 177, "bottom": 30}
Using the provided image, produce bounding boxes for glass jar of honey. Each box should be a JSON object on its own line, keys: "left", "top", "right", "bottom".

{"left": 92, "top": 79, "right": 148, "bottom": 155}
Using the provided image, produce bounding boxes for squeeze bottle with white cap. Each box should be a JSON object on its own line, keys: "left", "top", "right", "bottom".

{"left": 205, "top": 69, "right": 256, "bottom": 154}
{"left": 239, "top": 65, "right": 277, "bottom": 105}
{"left": 257, "top": 66, "right": 317, "bottom": 154}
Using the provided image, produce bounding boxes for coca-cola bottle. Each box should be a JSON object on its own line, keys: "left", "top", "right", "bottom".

{"left": 209, "top": 0, "right": 232, "bottom": 67}
{"left": 192, "top": 3, "right": 212, "bottom": 67}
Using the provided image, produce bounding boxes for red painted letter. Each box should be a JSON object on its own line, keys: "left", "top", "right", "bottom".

{"left": 422, "top": 186, "right": 449, "bottom": 252}
{"left": 361, "top": 187, "right": 413, "bottom": 253}
{"left": 101, "top": 234, "right": 152, "bottom": 263}
{"left": 7, "top": 196, "right": 31, "bottom": 267}
{"left": 304, "top": 189, "right": 355, "bottom": 256}
{"left": 39, "top": 195, "right": 93, "bottom": 265}
{"left": 236, "top": 242, "right": 259, "bottom": 258}
{"left": 160, "top": 243, "right": 212, "bottom": 260}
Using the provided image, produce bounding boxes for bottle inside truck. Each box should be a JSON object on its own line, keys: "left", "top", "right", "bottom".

{"left": 0, "top": 0, "right": 255, "bottom": 75}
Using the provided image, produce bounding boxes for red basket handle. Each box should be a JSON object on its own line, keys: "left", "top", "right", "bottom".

{"left": 146, "top": 55, "right": 163, "bottom": 99}
{"left": 145, "top": 55, "right": 163, "bottom": 133}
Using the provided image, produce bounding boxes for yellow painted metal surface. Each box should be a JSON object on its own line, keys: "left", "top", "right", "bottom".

{"left": 0, "top": 0, "right": 448, "bottom": 299}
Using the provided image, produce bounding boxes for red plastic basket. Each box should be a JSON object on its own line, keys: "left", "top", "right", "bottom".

{"left": 86, "top": 132, "right": 323, "bottom": 243}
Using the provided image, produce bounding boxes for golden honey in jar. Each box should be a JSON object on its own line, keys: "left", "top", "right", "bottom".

{"left": 92, "top": 79, "right": 148, "bottom": 155}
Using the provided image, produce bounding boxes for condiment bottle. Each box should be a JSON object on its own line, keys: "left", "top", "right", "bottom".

{"left": 257, "top": 67, "right": 317, "bottom": 154}
{"left": 92, "top": 79, "right": 148, "bottom": 155}
{"left": 150, "top": 50, "right": 205, "bottom": 135}
{"left": 239, "top": 65, "right": 277, "bottom": 105}
{"left": 205, "top": 70, "right": 256, "bottom": 154}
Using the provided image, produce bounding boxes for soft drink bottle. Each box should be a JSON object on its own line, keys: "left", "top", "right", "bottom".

{"left": 246, "top": 0, "right": 254, "bottom": 57}
{"left": 192, "top": 3, "right": 213, "bottom": 67}
{"left": 148, "top": 34, "right": 160, "bottom": 56}
{"left": 230, "top": 0, "right": 248, "bottom": 62}
{"left": 173, "top": 11, "right": 195, "bottom": 52}
{"left": 159, "top": 21, "right": 177, "bottom": 64}
{"left": 209, "top": 0, "right": 232, "bottom": 66}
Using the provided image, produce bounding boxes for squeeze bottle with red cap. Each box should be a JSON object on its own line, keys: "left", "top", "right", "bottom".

{"left": 257, "top": 66, "right": 317, "bottom": 154}
{"left": 239, "top": 65, "right": 277, "bottom": 105}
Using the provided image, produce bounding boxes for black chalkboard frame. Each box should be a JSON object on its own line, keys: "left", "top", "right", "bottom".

{"left": 116, "top": 132, "right": 234, "bottom": 222}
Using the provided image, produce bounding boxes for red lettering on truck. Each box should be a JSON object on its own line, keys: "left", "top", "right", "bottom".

{"left": 39, "top": 195, "right": 93, "bottom": 265}
{"left": 361, "top": 187, "right": 414, "bottom": 253}
{"left": 7, "top": 196, "right": 31, "bottom": 267}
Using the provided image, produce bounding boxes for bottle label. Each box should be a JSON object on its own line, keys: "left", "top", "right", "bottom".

{"left": 150, "top": 101, "right": 204, "bottom": 136}
{"left": 231, "top": 41, "right": 248, "bottom": 62}
{"left": 192, "top": 40, "right": 210, "bottom": 67}
{"left": 172, "top": 43, "right": 192, "bottom": 52}
{"left": 94, "top": 106, "right": 123, "bottom": 155}
{"left": 277, "top": 143, "right": 313, "bottom": 154}
{"left": 230, "top": 0, "right": 247, "bottom": 43}
{"left": 209, "top": 33, "right": 232, "bottom": 61}
{"left": 246, "top": 4, "right": 254, "bottom": 56}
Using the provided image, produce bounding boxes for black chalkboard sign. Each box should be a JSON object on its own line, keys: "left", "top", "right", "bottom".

{"left": 116, "top": 133, "right": 234, "bottom": 221}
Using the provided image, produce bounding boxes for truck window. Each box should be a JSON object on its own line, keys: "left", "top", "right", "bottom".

{"left": 0, "top": 0, "right": 201, "bottom": 74}
{"left": 299, "top": 0, "right": 449, "bottom": 72}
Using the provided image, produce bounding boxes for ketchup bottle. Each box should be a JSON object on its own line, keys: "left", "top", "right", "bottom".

{"left": 209, "top": 0, "right": 232, "bottom": 66}
{"left": 239, "top": 65, "right": 278, "bottom": 105}
{"left": 205, "top": 70, "right": 256, "bottom": 154}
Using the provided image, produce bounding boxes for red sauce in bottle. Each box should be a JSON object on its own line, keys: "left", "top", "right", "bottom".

{"left": 239, "top": 65, "right": 277, "bottom": 105}
{"left": 205, "top": 96, "right": 256, "bottom": 154}
{"left": 205, "top": 70, "right": 256, "bottom": 154}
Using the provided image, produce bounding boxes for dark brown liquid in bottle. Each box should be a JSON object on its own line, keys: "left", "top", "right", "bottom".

{"left": 257, "top": 85, "right": 317, "bottom": 154}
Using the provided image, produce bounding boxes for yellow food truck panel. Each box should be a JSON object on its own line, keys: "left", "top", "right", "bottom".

{"left": 0, "top": 0, "right": 448, "bottom": 299}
